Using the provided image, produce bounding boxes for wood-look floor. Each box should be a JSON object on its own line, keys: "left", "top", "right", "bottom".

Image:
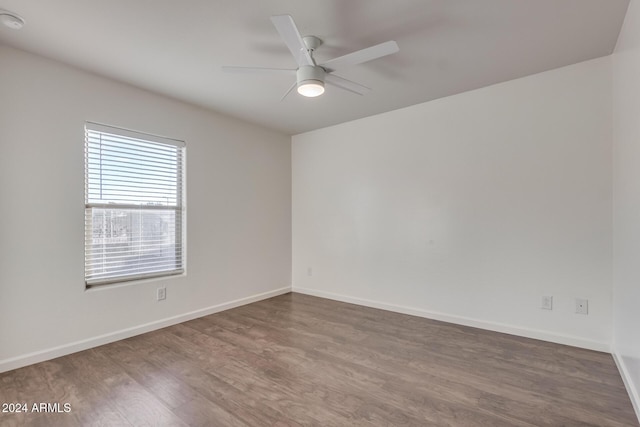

{"left": 0, "top": 293, "right": 637, "bottom": 426}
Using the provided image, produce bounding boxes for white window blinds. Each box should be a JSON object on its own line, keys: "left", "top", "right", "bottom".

{"left": 84, "top": 122, "right": 185, "bottom": 286}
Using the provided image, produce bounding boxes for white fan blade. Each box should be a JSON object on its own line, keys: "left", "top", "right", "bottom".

{"left": 222, "top": 66, "right": 295, "bottom": 75}
{"left": 280, "top": 81, "right": 297, "bottom": 101}
{"left": 320, "top": 41, "right": 399, "bottom": 72}
{"left": 270, "top": 14, "right": 314, "bottom": 67}
{"left": 325, "top": 74, "right": 371, "bottom": 96}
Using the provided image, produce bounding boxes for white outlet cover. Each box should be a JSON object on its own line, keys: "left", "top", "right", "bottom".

{"left": 541, "top": 296, "right": 553, "bottom": 310}
{"left": 575, "top": 298, "right": 588, "bottom": 315}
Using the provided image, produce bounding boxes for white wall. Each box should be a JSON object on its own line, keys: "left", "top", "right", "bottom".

{"left": 293, "top": 57, "right": 613, "bottom": 351}
{"left": 613, "top": 0, "right": 640, "bottom": 417}
{"left": 0, "top": 45, "right": 291, "bottom": 371}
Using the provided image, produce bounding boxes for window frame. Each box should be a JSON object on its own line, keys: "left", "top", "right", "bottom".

{"left": 84, "top": 122, "right": 186, "bottom": 287}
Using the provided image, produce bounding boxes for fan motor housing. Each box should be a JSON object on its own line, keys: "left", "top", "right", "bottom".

{"left": 297, "top": 65, "right": 325, "bottom": 86}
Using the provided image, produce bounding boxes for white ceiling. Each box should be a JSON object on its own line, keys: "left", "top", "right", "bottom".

{"left": 0, "top": 1, "right": 630, "bottom": 135}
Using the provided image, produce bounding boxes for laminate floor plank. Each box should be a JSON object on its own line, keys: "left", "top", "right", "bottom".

{"left": 214, "top": 307, "right": 599, "bottom": 426}
{"left": 191, "top": 305, "right": 584, "bottom": 426}
{"left": 65, "top": 349, "right": 188, "bottom": 427}
{"left": 105, "top": 338, "right": 250, "bottom": 427}
{"left": 221, "top": 299, "right": 629, "bottom": 423}
{"left": 179, "top": 323, "right": 376, "bottom": 426}
{"left": 99, "top": 339, "right": 197, "bottom": 410}
{"left": 128, "top": 336, "right": 292, "bottom": 426}
{"left": 262, "top": 295, "right": 629, "bottom": 402}
{"left": 0, "top": 292, "right": 637, "bottom": 426}
{"left": 0, "top": 362, "right": 83, "bottom": 427}
{"left": 218, "top": 315, "right": 570, "bottom": 425}
{"left": 212, "top": 310, "right": 512, "bottom": 407}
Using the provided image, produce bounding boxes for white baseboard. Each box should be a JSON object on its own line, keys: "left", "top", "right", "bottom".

{"left": 293, "top": 287, "right": 610, "bottom": 352}
{"left": 612, "top": 347, "right": 640, "bottom": 423}
{"left": 0, "top": 286, "right": 291, "bottom": 374}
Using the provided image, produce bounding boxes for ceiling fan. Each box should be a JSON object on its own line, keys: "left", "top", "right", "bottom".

{"left": 222, "top": 14, "right": 399, "bottom": 99}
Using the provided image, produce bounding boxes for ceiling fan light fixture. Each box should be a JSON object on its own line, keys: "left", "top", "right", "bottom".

{"left": 297, "top": 81, "right": 325, "bottom": 97}
{"left": 296, "top": 65, "right": 326, "bottom": 97}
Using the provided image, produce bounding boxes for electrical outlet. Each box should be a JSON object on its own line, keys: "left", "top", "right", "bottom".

{"left": 575, "top": 298, "right": 588, "bottom": 315}
{"left": 541, "top": 296, "right": 553, "bottom": 310}
{"left": 307, "top": 267, "right": 312, "bottom": 277}
{"left": 157, "top": 287, "right": 166, "bottom": 301}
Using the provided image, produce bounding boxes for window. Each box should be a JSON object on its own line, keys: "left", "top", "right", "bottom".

{"left": 84, "top": 122, "right": 185, "bottom": 287}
